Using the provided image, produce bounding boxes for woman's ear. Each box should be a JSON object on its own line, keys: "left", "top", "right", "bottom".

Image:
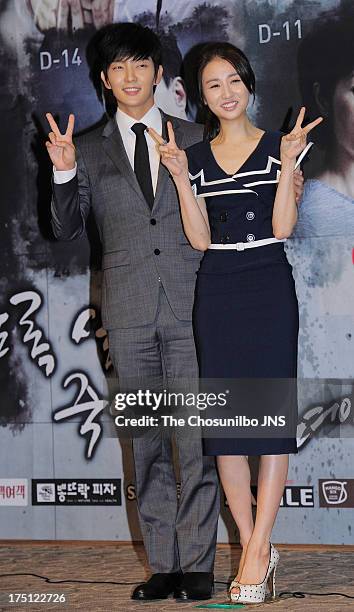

{"left": 171, "top": 77, "right": 187, "bottom": 108}
{"left": 101, "top": 70, "right": 112, "bottom": 90}
{"left": 313, "top": 82, "right": 329, "bottom": 117}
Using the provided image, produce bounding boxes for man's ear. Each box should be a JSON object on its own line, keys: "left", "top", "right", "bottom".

{"left": 101, "top": 70, "right": 112, "bottom": 90}
{"left": 154, "top": 65, "right": 163, "bottom": 86}
{"left": 313, "top": 82, "right": 329, "bottom": 117}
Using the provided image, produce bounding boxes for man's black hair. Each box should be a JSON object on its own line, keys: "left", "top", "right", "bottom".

{"left": 159, "top": 31, "right": 183, "bottom": 84}
{"left": 96, "top": 22, "right": 162, "bottom": 77}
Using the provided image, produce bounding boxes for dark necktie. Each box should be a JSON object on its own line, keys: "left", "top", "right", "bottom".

{"left": 131, "top": 122, "right": 154, "bottom": 209}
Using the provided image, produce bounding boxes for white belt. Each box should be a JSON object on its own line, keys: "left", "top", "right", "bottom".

{"left": 208, "top": 237, "right": 286, "bottom": 251}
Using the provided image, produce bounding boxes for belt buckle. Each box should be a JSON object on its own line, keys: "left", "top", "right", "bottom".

{"left": 235, "top": 242, "right": 245, "bottom": 251}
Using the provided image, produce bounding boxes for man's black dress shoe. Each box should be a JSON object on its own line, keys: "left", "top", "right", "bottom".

{"left": 174, "top": 571, "right": 214, "bottom": 600}
{"left": 131, "top": 572, "right": 182, "bottom": 600}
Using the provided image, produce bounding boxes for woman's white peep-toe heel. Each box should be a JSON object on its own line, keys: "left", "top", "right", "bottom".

{"left": 229, "top": 542, "right": 280, "bottom": 604}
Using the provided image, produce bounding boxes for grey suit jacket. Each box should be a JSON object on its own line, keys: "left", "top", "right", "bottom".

{"left": 51, "top": 111, "right": 204, "bottom": 329}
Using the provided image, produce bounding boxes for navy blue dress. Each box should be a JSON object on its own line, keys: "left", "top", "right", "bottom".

{"left": 186, "top": 131, "right": 299, "bottom": 455}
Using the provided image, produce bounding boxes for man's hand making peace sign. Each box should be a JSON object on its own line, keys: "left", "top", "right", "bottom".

{"left": 45, "top": 113, "right": 76, "bottom": 171}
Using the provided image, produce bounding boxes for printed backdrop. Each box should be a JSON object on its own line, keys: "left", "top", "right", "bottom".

{"left": 0, "top": 0, "right": 353, "bottom": 543}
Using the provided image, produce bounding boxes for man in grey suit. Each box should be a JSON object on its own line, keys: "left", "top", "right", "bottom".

{"left": 46, "top": 22, "right": 219, "bottom": 601}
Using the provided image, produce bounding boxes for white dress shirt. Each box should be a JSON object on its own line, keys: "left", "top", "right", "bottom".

{"left": 53, "top": 104, "right": 162, "bottom": 194}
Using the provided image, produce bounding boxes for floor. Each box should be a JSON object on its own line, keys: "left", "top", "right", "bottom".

{"left": 0, "top": 542, "right": 353, "bottom": 611}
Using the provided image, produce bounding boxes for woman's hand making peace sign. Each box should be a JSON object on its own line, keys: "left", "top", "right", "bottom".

{"left": 281, "top": 107, "right": 323, "bottom": 163}
{"left": 148, "top": 121, "right": 189, "bottom": 180}
{"left": 45, "top": 113, "right": 76, "bottom": 171}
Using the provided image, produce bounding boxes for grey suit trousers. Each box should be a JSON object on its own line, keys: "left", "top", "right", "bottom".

{"left": 108, "top": 284, "right": 220, "bottom": 573}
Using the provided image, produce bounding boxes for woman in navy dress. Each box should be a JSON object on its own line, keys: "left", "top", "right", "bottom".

{"left": 149, "top": 42, "right": 322, "bottom": 604}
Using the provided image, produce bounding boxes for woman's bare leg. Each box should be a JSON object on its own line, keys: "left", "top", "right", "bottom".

{"left": 217, "top": 455, "right": 254, "bottom": 580}
{"left": 231, "top": 454, "right": 288, "bottom": 594}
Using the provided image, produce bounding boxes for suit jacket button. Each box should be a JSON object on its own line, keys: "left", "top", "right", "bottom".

{"left": 150, "top": 218, "right": 157, "bottom": 225}
{"left": 154, "top": 248, "right": 160, "bottom": 255}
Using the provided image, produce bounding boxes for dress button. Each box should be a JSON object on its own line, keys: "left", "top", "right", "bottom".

{"left": 220, "top": 235, "right": 230, "bottom": 243}
{"left": 246, "top": 234, "right": 255, "bottom": 242}
{"left": 219, "top": 212, "right": 228, "bottom": 222}
{"left": 246, "top": 211, "right": 255, "bottom": 221}
{"left": 154, "top": 248, "right": 160, "bottom": 255}
{"left": 150, "top": 218, "right": 157, "bottom": 225}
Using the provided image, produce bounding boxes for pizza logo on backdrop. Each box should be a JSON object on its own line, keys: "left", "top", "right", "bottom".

{"left": 36, "top": 483, "right": 56, "bottom": 504}
{"left": 32, "top": 479, "right": 121, "bottom": 506}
